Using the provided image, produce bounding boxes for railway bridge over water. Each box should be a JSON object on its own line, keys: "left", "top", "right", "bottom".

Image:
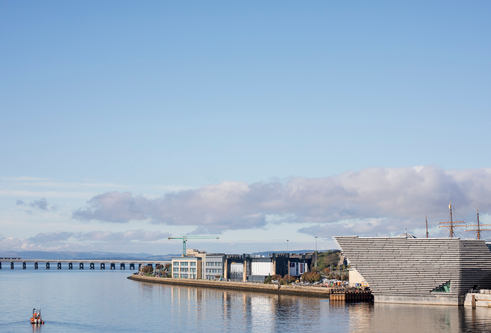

{"left": 0, "top": 258, "right": 167, "bottom": 270}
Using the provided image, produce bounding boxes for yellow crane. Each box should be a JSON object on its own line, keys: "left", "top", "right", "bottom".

{"left": 168, "top": 236, "right": 219, "bottom": 256}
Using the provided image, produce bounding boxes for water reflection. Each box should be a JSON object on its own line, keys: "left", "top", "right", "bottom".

{"left": 4, "top": 270, "right": 491, "bottom": 332}
{"left": 165, "top": 284, "right": 341, "bottom": 331}
{"left": 31, "top": 324, "right": 43, "bottom": 332}
{"left": 342, "top": 302, "right": 491, "bottom": 333}
{"left": 141, "top": 282, "right": 491, "bottom": 332}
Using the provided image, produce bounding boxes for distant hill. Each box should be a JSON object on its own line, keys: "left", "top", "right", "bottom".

{"left": 0, "top": 251, "right": 179, "bottom": 261}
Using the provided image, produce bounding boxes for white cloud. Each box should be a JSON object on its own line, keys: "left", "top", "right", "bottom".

{"left": 0, "top": 190, "right": 95, "bottom": 199}
{"left": 0, "top": 230, "right": 172, "bottom": 251}
{"left": 72, "top": 166, "right": 491, "bottom": 235}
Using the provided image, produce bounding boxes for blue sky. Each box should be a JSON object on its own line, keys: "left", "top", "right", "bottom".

{"left": 1, "top": 1, "right": 491, "bottom": 254}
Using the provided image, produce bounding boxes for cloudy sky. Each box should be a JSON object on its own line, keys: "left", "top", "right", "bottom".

{"left": 1, "top": 1, "right": 491, "bottom": 255}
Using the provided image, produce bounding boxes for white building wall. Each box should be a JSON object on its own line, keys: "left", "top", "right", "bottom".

{"left": 298, "top": 263, "right": 308, "bottom": 275}
{"left": 349, "top": 269, "right": 368, "bottom": 287}
{"left": 251, "top": 262, "right": 274, "bottom": 276}
{"left": 289, "top": 262, "right": 298, "bottom": 276}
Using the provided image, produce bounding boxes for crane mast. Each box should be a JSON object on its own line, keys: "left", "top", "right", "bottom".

{"left": 168, "top": 236, "right": 219, "bottom": 256}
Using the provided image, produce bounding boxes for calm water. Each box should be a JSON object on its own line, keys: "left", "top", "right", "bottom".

{"left": 1, "top": 266, "right": 491, "bottom": 332}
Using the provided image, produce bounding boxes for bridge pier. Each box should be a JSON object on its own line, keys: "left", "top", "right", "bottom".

{"left": 1, "top": 260, "right": 162, "bottom": 272}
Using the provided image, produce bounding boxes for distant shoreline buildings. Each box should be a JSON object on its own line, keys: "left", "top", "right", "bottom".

{"left": 171, "top": 249, "right": 315, "bottom": 282}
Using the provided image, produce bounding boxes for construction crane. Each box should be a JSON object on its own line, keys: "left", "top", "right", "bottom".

{"left": 168, "top": 236, "right": 219, "bottom": 256}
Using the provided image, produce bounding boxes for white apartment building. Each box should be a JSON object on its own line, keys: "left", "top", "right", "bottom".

{"left": 171, "top": 256, "right": 202, "bottom": 279}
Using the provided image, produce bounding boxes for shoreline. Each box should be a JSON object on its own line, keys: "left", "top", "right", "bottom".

{"left": 128, "top": 275, "right": 333, "bottom": 298}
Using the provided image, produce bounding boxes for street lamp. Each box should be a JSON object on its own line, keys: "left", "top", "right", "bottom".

{"left": 287, "top": 239, "right": 290, "bottom": 278}
{"left": 315, "top": 236, "right": 318, "bottom": 269}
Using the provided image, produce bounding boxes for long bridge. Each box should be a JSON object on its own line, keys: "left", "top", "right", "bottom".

{"left": 0, "top": 258, "right": 167, "bottom": 270}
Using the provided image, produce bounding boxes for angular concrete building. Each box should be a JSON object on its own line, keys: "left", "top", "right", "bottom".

{"left": 334, "top": 235, "right": 491, "bottom": 305}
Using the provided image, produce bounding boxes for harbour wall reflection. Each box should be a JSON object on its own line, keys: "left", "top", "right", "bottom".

{"left": 138, "top": 282, "right": 491, "bottom": 332}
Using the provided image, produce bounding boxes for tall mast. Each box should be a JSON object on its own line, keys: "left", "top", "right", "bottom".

{"left": 466, "top": 205, "right": 491, "bottom": 239}
{"left": 450, "top": 202, "right": 454, "bottom": 237}
{"left": 439, "top": 202, "right": 466, "bottom": 237}
{"left": 477, "top": 206, "right": 480, "bottom": 240}
{"left": 425, "top": 215, "right": 429, "bottom": 238}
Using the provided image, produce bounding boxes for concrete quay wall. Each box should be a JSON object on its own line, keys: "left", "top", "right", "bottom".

{"left": 128, "top": 275, "right": 332, "bottom": 298}
{"left": 464, "top": 293, "right": 491, "bottom": 307}
{"left": 375, "top": 295, "right": 462, "bottom": 306}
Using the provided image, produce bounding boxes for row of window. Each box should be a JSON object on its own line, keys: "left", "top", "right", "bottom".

{"left": 206, "top": 268, "right": 222, "bottom": 273}
{"left": 174, "top": 272, "right": 220, "bottom": 279}
{"left": 173, "top": 261, "right": 197, "bottom": 267}
{"left": 173, "top": 267, "right": 196, "bottom": 273}
{"left": 206, "top": 262, "right": 222, "bottom": 266}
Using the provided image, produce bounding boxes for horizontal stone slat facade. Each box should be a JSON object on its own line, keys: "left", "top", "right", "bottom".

{"left": 334, "top": 236, "right": 491, "bottom": 305}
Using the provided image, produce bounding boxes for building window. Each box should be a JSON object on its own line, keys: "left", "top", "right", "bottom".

{"left": 190, "top": 262, "right": 196, "bottom": 267}
{"left": 432, "top": 281, "right": 451, "bottom": 293}
{"left": 180, "top": 268, "right": 188, "bottom": 272}
{"left": 181, "top": 262, "right": 188, "bottom": 267}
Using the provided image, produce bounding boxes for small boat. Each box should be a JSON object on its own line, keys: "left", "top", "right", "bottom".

{"left": 30, "top": 308, "right": 44, "bottom": 325}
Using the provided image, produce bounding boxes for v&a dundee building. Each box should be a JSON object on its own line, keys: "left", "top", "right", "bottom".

{"left": 334, "top": 234, "right": 491, "bottom": 306}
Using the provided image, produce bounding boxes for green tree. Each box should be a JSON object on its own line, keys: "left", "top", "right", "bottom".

{"left": 142, "top": 266, "right": 154, "bottom": 274}
{"left": 316, "top": 250, "right": 341, "bottom": 271}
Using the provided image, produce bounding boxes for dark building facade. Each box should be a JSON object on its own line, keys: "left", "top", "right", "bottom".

{"left": 223, "top": 253, "right": 314, "bottom": 282}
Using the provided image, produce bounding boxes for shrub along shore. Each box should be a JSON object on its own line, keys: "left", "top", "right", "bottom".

{"left": 128, "top": 274, "right": 332, "bottom": 298}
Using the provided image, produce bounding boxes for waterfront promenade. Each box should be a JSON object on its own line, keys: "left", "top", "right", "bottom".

{"left": 128, "top": 274, "right": 373, "bottom": 300}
